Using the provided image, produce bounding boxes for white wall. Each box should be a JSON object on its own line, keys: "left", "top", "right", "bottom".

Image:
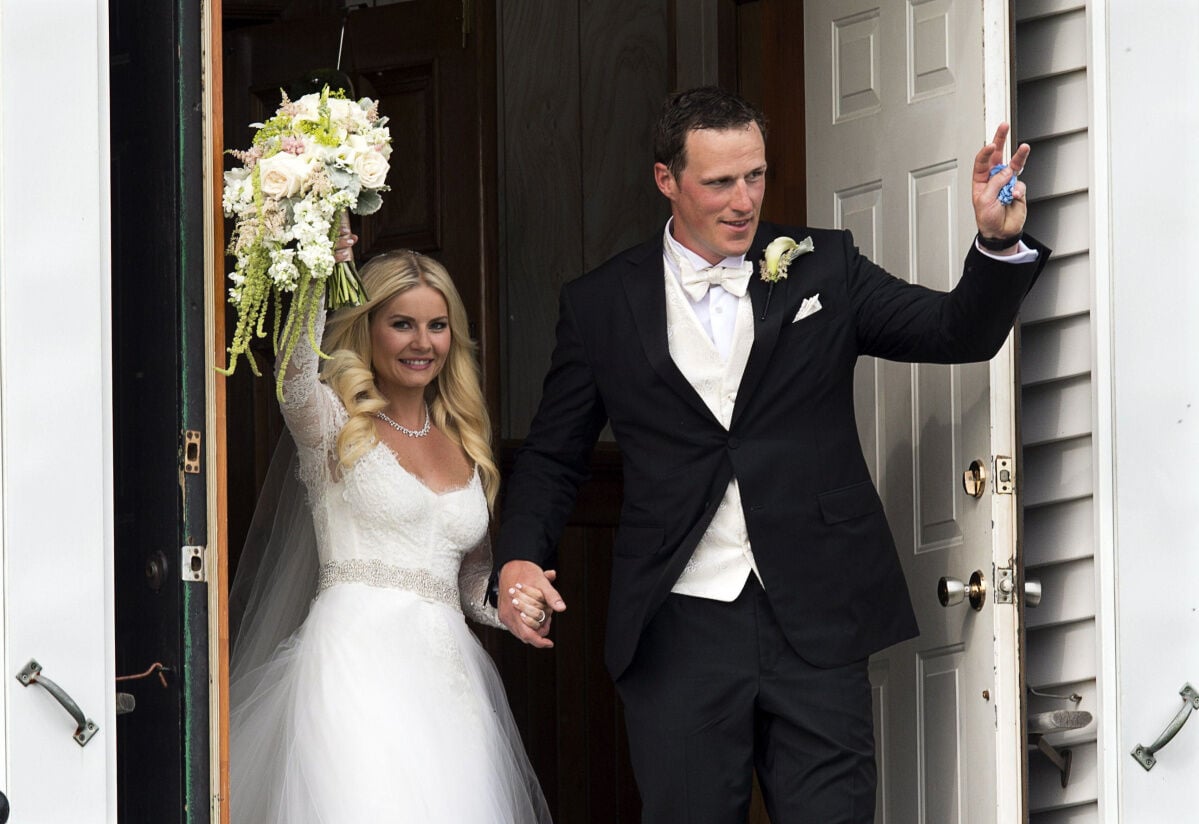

{"left": 0, "top": 2, "right": 116, "bottom": 821}
{"left": 1098, "top": 0, "right": 1199, "bottom": 820}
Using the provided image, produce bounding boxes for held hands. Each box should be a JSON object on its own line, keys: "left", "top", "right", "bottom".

{"left": 498, "top": 560, "right": 567, "bottom": 648}
{"left": 972, "top": 123, "right": 1031, "bottom": 251}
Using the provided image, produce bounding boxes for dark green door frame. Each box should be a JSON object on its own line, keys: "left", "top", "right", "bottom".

{"left": 111, "top": 0, "right": 210, "bottom": 820}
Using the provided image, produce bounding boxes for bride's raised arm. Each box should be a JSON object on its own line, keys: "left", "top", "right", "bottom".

{"left": 275, "top": 220, "right": 358, "bottom": 451}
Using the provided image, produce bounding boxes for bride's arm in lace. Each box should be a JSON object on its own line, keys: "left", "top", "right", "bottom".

{"left": 276, "top": 219, "right": 358, "bottom": 449}
{"left": 459, "top": 533, "right": 551, "bottom": 631}
{"left": 459, "top": 533, "right": 505, "bottom": 628}
{"left": 276, "top": 306, "right": 334, "bottom": 449}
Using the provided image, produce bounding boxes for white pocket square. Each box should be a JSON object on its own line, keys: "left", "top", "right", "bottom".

{"left": 793, "top": 294, "right": 822, "bottom": 322}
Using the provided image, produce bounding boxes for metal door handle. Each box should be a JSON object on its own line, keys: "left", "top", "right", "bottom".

{"left": 938, "top": 571, "right": 986, "bottom": 611}
{"left": 14, "top": 659, "right": 99, "bottom": 747}
{"left": 1132, "top": 683, "right": 1198, "bottom": 771}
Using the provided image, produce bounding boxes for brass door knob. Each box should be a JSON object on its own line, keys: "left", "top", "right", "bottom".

{"left": 963, "top": 458, "right": 987, "bottom": 498}
{"left": 938, "top": 570, "right": 987, "bottom": 611}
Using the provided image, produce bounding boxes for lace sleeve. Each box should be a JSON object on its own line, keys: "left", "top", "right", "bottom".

{"left": 277, "top": 307, "right": 338, "bottom": 453}
{"left": 459, "top": 532, "right": 505, "bottom": 629}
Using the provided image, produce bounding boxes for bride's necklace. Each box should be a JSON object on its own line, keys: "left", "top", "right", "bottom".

{"left": 376, "top": 402, "right": 431, "bottom": 438}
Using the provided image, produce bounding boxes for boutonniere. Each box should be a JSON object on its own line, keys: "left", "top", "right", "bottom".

{"left": 758, "top": 235, "right": 814, "bottom": 319}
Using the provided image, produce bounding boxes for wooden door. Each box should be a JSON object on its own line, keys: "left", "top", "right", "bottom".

{"left": 805, "top": 0, "right": 1025, "bottom": 821}
{"left": 110, "top": 0, "right": 212, "bottom": 822}
{"left": 491, "top": 3, "right": 672, "bottom": 820}
{"left": 221, "top": 0, "right": 500, "bottom": 556}
{"left": 219, "top": 0, "right": 502, "bottom": 815}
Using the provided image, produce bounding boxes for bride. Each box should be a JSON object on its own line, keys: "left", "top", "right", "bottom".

{"left": 228, "top": 231, "right": 553, "bottom": 822}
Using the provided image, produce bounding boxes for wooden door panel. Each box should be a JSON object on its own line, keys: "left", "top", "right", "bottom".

{"left": 357, "top": 64, "right": 441, "bottom": 252}
{"left": 489, "top": 448, "right": 643, "bottom": 822}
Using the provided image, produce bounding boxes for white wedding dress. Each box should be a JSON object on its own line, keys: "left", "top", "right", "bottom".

{"left": 229, "top": 321, "right": 551, "bottom": 823}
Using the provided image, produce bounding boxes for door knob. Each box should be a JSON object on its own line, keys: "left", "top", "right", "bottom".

{"left": 0, "top": 789, "right": 8, "bottom": 823}
{"left": 938, "top": 570, "right": 986, "bottom": 611}
{"left": 962, "top": 458, "right": 987, "bottom": 498}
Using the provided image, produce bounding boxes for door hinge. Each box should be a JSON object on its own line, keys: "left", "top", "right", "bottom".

{"left": 182, "top": 545, "right": 207, "bottom": 583}
{"left": 994, "top": 455, "right": 1015, "bottom": 494}
{"left": 183, "top": 430, "right": 202, "bottom": 474}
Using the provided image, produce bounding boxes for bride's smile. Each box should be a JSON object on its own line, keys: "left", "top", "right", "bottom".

{"left": 369, "top": 283, "right": 451, "bottom": 396}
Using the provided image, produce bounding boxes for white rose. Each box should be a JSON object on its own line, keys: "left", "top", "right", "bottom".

{"left": 354, "top": 148, "right": 389, "bottom": 190}
{"left": 337, "top": 133, "right": 369, "bottom": 165}
{"left": 326, "top": 97, "right": 357, "bottom": 126}
{"left": 258, "top": 151, "right": 312, "bottom": 199}
{"left": 290, "top": 93, "right": 321, "bottom": 124}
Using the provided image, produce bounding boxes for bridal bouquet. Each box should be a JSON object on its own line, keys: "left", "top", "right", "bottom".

{"left": 220, "top": 85, "right": 392, "bottom": 399}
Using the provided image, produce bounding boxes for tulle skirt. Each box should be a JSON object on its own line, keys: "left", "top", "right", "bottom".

{"left": 230, "top": 582, "right": 552, "bottom": 823}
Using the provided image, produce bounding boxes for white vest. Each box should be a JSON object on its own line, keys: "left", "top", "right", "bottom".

{"left": 662, "top": 247, "right": 764, "bottom": 600}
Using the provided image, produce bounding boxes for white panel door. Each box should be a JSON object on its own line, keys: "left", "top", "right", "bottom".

{"left": 0, "top": 2, "right": 117, "bottom": 822}
{"left": 805, "top": 1, "right": 1023, "bottom": 821}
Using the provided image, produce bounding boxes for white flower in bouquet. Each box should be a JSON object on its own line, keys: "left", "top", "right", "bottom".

{"left": 354, "top": 148, "right": 389, "bottom": 190}
{"left": 286, "top": 92, "right": 322, "bottom": 125}
{"left": 219, "top": 85, "right": 393, "bottom": 400}
{"left": 257, "top": 151, "right": 313, "bottom": 200}
{"left": 222, "top": 168, "right": 254, "bottom": 216}
{"left": 268, "top": 247, "right": 300, "bottom": 290}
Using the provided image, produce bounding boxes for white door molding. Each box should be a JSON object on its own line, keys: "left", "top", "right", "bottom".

{"left": 1087, "top": 0, "right": 1121, "bottom": 821}
{"left": 982, "top": 4, "right": 1023, "bottom": 820}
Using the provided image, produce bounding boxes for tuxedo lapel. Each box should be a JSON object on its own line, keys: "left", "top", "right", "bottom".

{"left": 731, "top": 228, "right": 792, "bottom": 427}
{"left": 621, "top": 245, "right": 723, "bottom": 427}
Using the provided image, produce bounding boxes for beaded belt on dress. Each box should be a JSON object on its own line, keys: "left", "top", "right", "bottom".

{"left": 317, "top": 559, "right": 460, "bottom": 612}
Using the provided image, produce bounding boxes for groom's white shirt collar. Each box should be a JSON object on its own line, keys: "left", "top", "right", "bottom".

{"left": 661, "top": 218, "right": 749, "bottom": 287}
{"left": 661, "top": 219, "right": 748, "bottom": 361}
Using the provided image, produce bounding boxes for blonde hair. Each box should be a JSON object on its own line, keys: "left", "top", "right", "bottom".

{"left": 320, "top": 251, "right": 499, "bottom": 510}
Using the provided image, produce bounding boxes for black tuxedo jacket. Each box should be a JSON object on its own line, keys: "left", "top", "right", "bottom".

{"left": 496, "top": 221, "right": 1048, "bottom": 679}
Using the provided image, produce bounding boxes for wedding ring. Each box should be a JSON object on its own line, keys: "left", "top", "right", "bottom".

{"left": 535, "top": 609, "right": 547, "bottom": 625}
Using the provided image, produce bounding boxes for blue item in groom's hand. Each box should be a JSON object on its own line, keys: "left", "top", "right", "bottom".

{"left": 989, "top": 163, "right": 1018, "bottom": 205}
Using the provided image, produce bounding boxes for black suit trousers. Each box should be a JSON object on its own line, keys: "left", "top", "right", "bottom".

{"left": 615, "top": 577, "right": 876, "bottom": 824}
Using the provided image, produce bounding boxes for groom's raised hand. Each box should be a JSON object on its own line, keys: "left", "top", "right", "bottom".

{"left": 972, "top": 122, "right": 1031, "bottom": 248}
{"left": 498, "top": 560, "right": 567, "bottom": 648}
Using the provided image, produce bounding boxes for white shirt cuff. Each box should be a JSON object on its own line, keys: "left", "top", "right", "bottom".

{"left": 975, "top": 238, "right": 1039, "bottom": 263}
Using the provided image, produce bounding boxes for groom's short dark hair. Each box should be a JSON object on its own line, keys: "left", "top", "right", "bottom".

{"left": 654, "top": 86, "right": 768, "bottom": 179}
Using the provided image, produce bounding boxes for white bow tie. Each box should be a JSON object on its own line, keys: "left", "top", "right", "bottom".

{"left": 678, "top": 258, "right": 753, "bottom": 302}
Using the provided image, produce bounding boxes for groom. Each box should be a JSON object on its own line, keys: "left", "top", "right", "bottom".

{"left": 493, "top": 87, "right": 1047, "bottom": 822}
